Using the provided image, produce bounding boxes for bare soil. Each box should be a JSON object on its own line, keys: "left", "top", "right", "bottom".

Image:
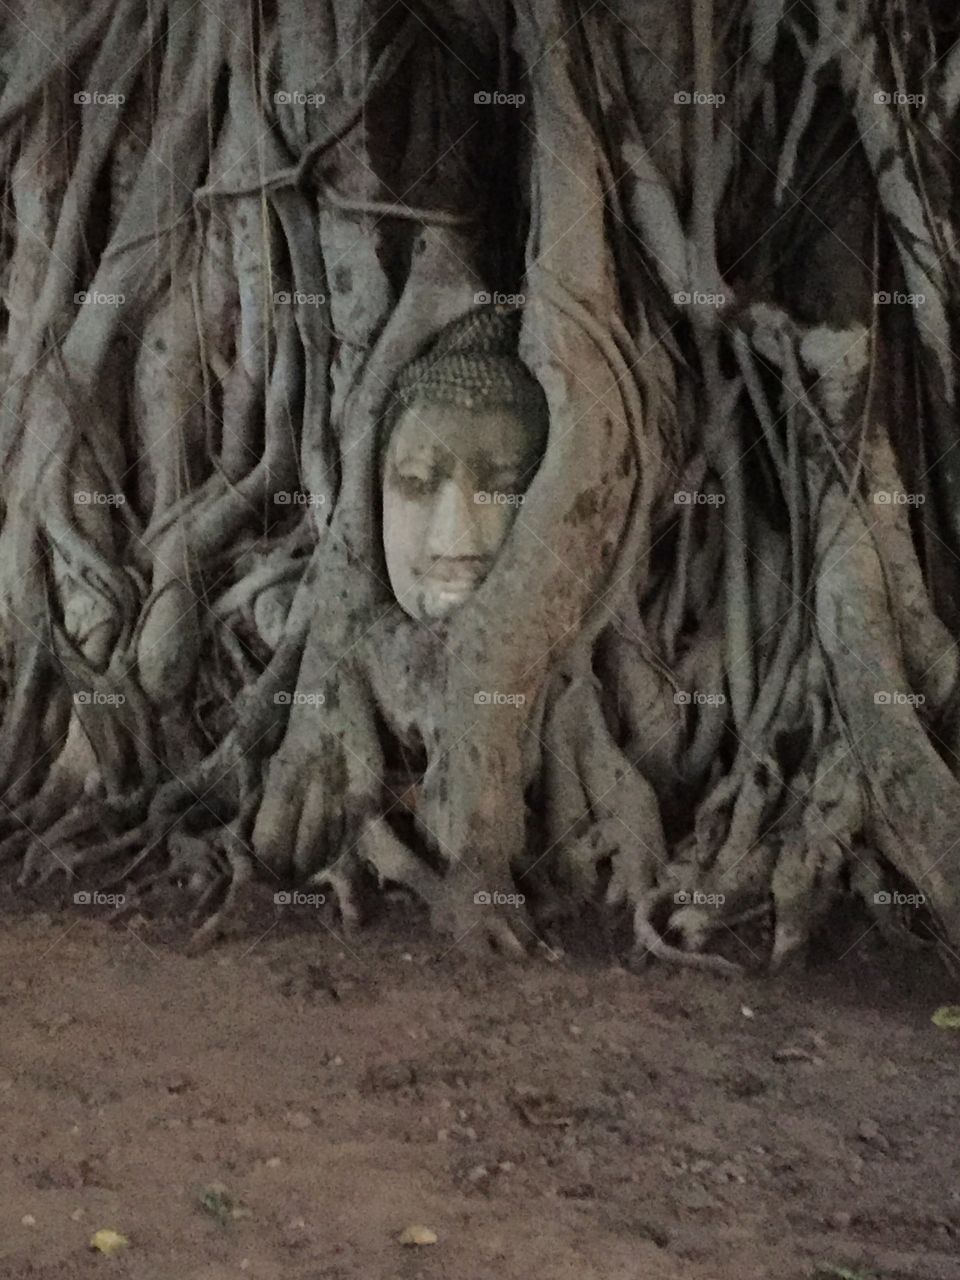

{"left": 1, "top": 894, "right": 958, "bottom": 1280}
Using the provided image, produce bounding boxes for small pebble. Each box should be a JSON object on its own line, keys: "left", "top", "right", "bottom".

{"left": 265, "top": 1156, "right": 282, "bottom": 1169}
{"left": 21, "top": 1215, "right": 36, "bottom": 1227}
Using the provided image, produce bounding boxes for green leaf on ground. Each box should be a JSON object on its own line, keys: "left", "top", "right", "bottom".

{"left": 198, "top": 1184, "right": 234, "bottom": 1226}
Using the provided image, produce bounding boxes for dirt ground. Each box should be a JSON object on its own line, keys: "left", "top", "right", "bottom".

{"left": 1, "top": 892, "right": 959, "bottom": 1280}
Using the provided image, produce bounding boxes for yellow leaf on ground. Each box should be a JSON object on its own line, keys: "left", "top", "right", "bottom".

{"left": 932, "top": 1006, "right": 960, "bottom": 1030}
{"left": 89, "top": 1229, "right": 129, "bottom": 1255}
{"left": 398, "top": 1224, "right": 438, "bottom": 1246}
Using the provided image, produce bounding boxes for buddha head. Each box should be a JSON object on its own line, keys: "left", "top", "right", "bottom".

{"left": 382, "top": 307, "right": 548, "bottom": 623}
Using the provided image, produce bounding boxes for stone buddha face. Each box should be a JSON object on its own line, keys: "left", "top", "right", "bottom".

{"left": 382, "top": 396, "right": 547, "bottom": 623}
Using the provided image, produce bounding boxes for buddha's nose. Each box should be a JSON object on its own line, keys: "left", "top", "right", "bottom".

{"left": 426, "top": 475, "right": 483, "bottom": 559}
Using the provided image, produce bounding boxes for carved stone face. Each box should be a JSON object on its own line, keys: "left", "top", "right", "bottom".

{"left": 382, "top": 399, "right": 546, "bottom": 623}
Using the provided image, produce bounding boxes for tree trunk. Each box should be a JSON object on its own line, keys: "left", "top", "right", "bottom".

{"left": 1, "top": 0, "right": 959, "bottom": 975}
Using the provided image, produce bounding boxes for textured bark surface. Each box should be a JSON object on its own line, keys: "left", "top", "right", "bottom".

{"left": 1, "top": 0, "right": 959, "bottom": 973}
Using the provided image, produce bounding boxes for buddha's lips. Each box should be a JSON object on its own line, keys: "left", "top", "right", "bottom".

{"left": 417, "top": 560, "right": 491, "bottom": 588}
